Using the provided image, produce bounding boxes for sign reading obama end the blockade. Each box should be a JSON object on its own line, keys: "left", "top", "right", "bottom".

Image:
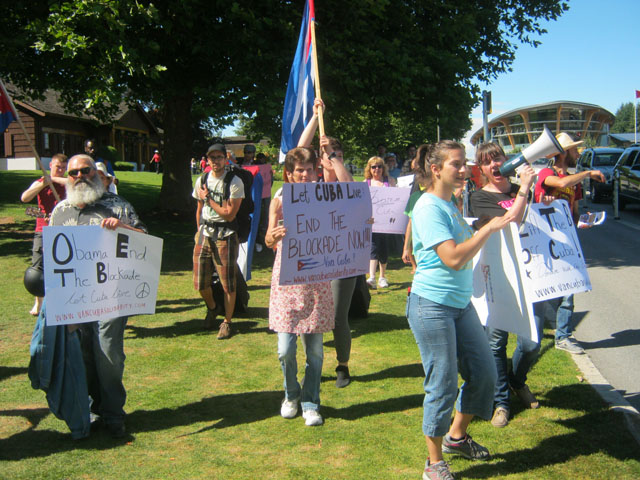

{"left": 42, "top": 226, "right": 163, "bottom": 326}
{"left": 369, "top": 186, "right": 411, "bottom": 234}
{"left": 280, "top": 182, "right": 372, "bottom": 285}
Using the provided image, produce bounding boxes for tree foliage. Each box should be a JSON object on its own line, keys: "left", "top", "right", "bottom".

{"left": 612, "top": 102, "right": 640, "bottom": 133}
{"left": 0, "top": 0, "right": 568, "bottom": 213}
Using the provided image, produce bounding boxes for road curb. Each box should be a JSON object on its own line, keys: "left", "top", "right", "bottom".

{"left": 572, "top": 352, "right": 640, "bottom": 447}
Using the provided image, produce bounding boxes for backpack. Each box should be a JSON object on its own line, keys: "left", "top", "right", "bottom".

{"left": 200, "top": 165, "right": 254, "bottom": 243}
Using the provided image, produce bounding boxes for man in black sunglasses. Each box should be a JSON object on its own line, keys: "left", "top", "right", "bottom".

{"left": 49, "top": 154, "right": 146, "bottom": 439}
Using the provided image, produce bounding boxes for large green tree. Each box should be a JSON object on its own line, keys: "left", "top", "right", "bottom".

{"left": 1, "top": 0, "right": 568, "bottom": 214}
{"left": 612, "top": 102, "right": 640, "bottom": 133}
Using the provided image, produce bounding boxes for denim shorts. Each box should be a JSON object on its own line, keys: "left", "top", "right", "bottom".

{"left": 406, "top": 293, "right": 497, "bottom": 437}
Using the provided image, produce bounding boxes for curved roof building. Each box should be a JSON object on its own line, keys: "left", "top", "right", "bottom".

{"left": 470, "top": 101, "right": 615, "bottom": 151}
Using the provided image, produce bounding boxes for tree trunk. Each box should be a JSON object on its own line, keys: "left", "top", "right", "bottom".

{"left": 157, "top": 92, "right": 195, "bottom": 217}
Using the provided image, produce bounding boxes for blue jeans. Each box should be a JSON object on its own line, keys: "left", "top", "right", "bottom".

{"left": 79, "top": 317, "right": 128, "bottom": 426}
{"left": 277, "top": 332, "right": 324, "bottom": 412}
{"left": 407, "top": 293, "right": 497, "bottom": 437}
{"left": 487, "top": 302, "right": 545, "bottom": 408}
{"left": 552, "top": 295, "right": 574, "bottom": 341}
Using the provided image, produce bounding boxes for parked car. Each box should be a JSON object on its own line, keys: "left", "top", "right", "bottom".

{"left": 576, "top": 147, "right": 624, "bottom": 202}
{"left": 614, "top": 144, "right": 640, "bottom": 210}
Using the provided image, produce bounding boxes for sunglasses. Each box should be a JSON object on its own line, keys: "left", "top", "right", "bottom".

{"left": 68, "top": 167, "right": 94, "bottom": 177}
{"left": 371, "top": 165, "right": 384, "bottom": 169}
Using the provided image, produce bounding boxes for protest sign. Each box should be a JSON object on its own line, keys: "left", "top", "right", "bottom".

{"left": 518, "top": 199, "right": 591, "bottom": 302}
{"left": 279, "top": 181, "right": 372, "bottom": 285}
{"left": 369, "top": 186, "right": 411, "bottom": 234}
{"left": 42, "top": 226, "right": 163, "bottom": 326}
{"left": 396, "top": 174, "right": 414, "bottom": 188}
{"left": 471, "top": 223, "right": 538, "bottom": 341}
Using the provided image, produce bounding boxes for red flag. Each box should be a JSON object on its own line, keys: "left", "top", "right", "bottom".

{"left": 0, "top": 80, "right": 18, "bottom": 134}
{"left": 636, "top": 90, "right": 640, "bottom": 99}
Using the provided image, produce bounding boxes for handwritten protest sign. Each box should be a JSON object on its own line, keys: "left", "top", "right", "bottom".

{"left": 369, "top": 186, "right": 411, "bottom": 234}
{"left": 518, "top": 199, "right": 591, "bottom": 302}
{"left": 470, "top": 200, "right": 591, "bottom": 341}
{"left": 471, "top": 223, "right": 538, "bottom": 341}
{"left": 280, "top": 182, "right": 372, "bottom": 285}
{"left": 42, "top": 226, "right": 163, "bottom": 326}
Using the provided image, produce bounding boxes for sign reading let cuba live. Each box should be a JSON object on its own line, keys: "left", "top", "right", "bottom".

{"left": 279, "top": 182, "right": 372, "bottom": 285}
{"left": 42, "top": 226, "right": 163, "bottom": 325}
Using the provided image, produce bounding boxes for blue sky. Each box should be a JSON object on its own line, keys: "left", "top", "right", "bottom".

{"left": 462, "top": 0, "right": 640, "bottom": 149}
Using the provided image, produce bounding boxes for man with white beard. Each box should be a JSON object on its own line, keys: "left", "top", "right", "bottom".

{"left": 49, "top": 154, "right": 146, "bottom": 438}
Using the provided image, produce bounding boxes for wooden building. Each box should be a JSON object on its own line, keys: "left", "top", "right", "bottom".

{"left": 1, "top": 87, "right": 161, "bottom": 171}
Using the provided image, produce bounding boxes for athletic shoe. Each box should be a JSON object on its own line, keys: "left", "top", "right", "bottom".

{"left": 335, "top": 365, "right": 351, "bottom": 388}
{"left": 423, "top": 460, "right": 455, "bottom": 480}
{"left": 555, "top": 336, "right": 584, "bottom": 354}
{"left": 302, "top": 409, "right": 323, "bottom": 426}
{"left": 490, "top": 407, "right": 509, "bottom": 428}
{"left": 217, "top": 321, "right": 232, "bottom": 340}
{"left": 280, "top": 398, "right": 299, "bottom": 419}
{"left": 366, "top": 277, "right": 376, "bottom": 289}
{"left": 513, "top": 384, "right": 539, "bottom": 409}
{"left": 442, "top": 433, "right": 490, "bottom": 460}
{"left": 377, "top": 276, "right": 389, "bottom": 288}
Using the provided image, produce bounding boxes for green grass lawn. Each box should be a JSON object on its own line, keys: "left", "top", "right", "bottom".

{"left": 1, "top": 170, "right": 639, "bottom": 479}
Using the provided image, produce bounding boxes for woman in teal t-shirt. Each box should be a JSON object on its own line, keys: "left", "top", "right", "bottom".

{"left": 407, "top": 140, "right": 513, "bottom": 480}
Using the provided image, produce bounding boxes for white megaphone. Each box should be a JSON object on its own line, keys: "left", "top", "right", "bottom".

{"left": 499, "top": 126, "right": 564, "bottom": 177}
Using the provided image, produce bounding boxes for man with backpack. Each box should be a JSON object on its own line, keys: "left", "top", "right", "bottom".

{"left": 193, "top": 143, "right": 245, "bottom": 339}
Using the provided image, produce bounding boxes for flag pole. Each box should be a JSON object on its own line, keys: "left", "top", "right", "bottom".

{"left": 310, "top": 19, "right": 325, "bottom": 138}
{"left": 635, "top": 95, "right": 637, "bottom": 144}
{"left": 0, "top": 80, "right": 60, "bottom": 202}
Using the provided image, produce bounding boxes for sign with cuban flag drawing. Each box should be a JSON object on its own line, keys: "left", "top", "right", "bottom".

{"left": 279, "top": 0, "right": 316, "bottom": 164}
{"left": 279, "top": 182, "right": 372, "bottom": 285}
{"left": 0, "top": 80, "right": 18, "bottom": 134}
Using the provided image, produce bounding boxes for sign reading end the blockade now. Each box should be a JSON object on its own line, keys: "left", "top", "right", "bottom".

{"left": 279, "top": 182, "right": 372, "bottom": 285}
{"left": 42, "top": 226, "right": 163, "bottom": 325}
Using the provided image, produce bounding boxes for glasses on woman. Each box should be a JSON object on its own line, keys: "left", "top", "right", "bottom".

{"left": 371, "top": 165, "right": 383, "bottom": 169}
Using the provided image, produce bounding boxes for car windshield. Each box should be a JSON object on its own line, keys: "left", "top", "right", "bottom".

{"left": 593, "top": 152, "right": 622, "bottom": 167}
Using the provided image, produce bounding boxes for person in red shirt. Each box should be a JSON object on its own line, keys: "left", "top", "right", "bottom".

{"left": 534, "top": 132, "right": 605, "bottom": 355}
{"left": 150, "top": 150, "right": 162, "bottom": 174}
{"left": 20, "top": 153, "right": 68, "bottom": 315}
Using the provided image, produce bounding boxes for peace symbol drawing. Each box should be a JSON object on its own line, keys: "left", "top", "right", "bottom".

{"left": 135, "top": 282, "right": 150, "bottom": 299}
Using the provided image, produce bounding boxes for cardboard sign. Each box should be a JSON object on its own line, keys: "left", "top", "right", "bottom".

{"left": 369, "top": 186, "right": 411, "bottom": 234}
{"left": 42, "top": 226, "right": 163, "bottom": 325}
{"left": 279, "top": 182, "right": 372, "bottom": 285}
{"left": 518, "top": 200, "right": 591, "bottom": 302}
{"left": 471, "top": 223, "right": 538, "bottom": 342}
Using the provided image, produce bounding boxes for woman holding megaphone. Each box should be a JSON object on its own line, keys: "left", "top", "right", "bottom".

{"left": 407, "top": 140, "right": 515, "bottom": 480}
{"left": 469, "top": 142, "right": 539, "bottom": 429}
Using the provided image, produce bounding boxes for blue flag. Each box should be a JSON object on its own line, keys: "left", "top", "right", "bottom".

{"left": 279, "top": 0, "right": 316, "bottom": 163}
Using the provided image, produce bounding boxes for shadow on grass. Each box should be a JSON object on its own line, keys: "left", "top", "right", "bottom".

{"left": 0, "top": 390, "right": 283, "bottom": 460}
{"left": 126, "top": 317, "right": 265, "bottom": 339}
{"left": 0, "top": 366, "right": 28, "bottom": 382}
{"left": 458, "top": 384, "right": 640, "bottom": 478}
{"left": 323, "top": 393, "right": 423, "bottom": 421}
{"left": 321, "top": 363, "right": 424, "bottom": 384}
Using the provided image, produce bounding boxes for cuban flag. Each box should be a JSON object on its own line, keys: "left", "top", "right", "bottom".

{"left": 279, "top": 0, "right": 316, "bottom": 164}
{"left": 0, "top": 80, "right": 18, "bottom": 134}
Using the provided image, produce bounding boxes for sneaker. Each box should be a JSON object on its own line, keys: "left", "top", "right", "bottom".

{"left": 555, "top": 336, "right": 584, "bottom": 354}
{"left": 217, "top": 321, "right": 232, "bottom": 340}
{"left": 490, "top": 407, "right": 509, "bottom": 428}
{"left": 280, "top": 397, "right": 299, "bottom": 419}
{"left": 442, "top": 433, "right": 490, "bottom": 460}
{"left": 256, "top": 243, "right": 263, "bottom": 253}
{"left": 335, "top": 365, "right": 351, "bottom": 388}
{"left": 377, "top": 276, "right": 389, "bottom": 288}
{"left": 513, "top": 384, "right": 539, "bottom": 409}
{"left": 302, "top": 409, "right": 323, "bottom": 426}
{"left": 423, "top": 460, "right": 455, "bottom": 480}
{"left": 366, "top": 277, "right": 376, "bottom": 289}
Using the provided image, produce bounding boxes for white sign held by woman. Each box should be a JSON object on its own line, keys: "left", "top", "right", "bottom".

{"left": 369, "top": 186, "right": 411, "bottom": 234}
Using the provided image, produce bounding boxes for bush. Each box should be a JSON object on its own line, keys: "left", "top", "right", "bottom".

{"left": 115, "top": 161, "right": 136, "bottom": 171}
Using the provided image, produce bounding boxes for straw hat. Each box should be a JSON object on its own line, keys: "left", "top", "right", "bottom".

{"left": 555, "top": 132, "right": 583, "bottom": 151}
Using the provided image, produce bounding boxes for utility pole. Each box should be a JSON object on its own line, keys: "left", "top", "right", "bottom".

{"left": 482, "top": 90, "right": 492, "bottom": 142}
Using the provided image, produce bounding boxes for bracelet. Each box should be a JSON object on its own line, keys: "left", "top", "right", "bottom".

{"left": 517, "top": 190, "right": 527, "bottom": 197}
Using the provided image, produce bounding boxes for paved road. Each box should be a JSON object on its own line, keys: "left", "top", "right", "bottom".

{"left": 573, "top": 199, "right": 640, "bottom": 412}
